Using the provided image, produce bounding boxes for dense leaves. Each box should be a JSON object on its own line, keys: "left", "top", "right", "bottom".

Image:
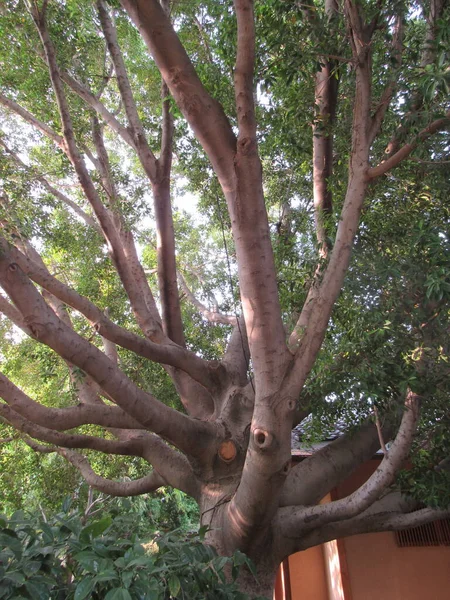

{"left": 0, "top": 502, "right": 264, "bottom": 599}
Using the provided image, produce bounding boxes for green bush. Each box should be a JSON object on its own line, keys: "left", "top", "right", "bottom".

{"left": 0, "top": 503, "right": 265, "bottom": 599}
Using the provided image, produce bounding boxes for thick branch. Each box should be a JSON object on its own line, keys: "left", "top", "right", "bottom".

{"left": 278, "top": 393, "right": 419, "bottom": 535}
{"left": 119, "top": 0, "right": 236, "bottom": 184}
{"left": 279, "top": 420, "right": 394, "bottom": 507}
{"left": 234, "top": 0, "right": 257, "bottom": 142}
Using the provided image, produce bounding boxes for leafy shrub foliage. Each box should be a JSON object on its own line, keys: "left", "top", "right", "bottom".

{"left": 0, "top": 502, "right": 265, "bottom": 599}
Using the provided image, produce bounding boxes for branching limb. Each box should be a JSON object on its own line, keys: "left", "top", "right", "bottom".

{"left": 294, "top": 496, "right": 450, "bottom": 551}
{"left": 97, "top": 0, "right": 184, "bottom": 346}
{"left": 0, "top": 253, "right": 217, "bottom": 457}
{"left": 60, "top": 70, "right": 135, "bottom": 147}
{"left": 0, "top": 403, "right": 146, "bottom": 456}
{"left": 96, "top": 0, "right": 158, "bottom": 181}
{"left": 278, "top": 393, "right": 419, "bottom": 536}
{"left": 26, "top": 5, "right": 163, "bottom": 342}
{"left": 0, "top": 239, "right": 215, "bottom": 389}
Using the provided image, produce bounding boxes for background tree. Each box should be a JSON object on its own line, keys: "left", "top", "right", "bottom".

{"left": 0, "top": 0, "right": 449, "bottom": 596}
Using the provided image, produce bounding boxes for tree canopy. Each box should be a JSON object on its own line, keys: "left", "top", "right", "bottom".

{"left": 0, "top": 0, "right": 449, "bottom": 595}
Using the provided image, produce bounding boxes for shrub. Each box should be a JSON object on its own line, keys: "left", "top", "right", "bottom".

{"left": 0, "top": 504, "right": 265, "bottom": 599}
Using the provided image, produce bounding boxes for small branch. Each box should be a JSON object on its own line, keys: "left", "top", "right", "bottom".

{"left": 374, "top": 405, "right": 388, "bottom": 455}
{"left": 368, "top": 13, "right": 404, "bottom": 145}
{"left": 368, "top": 110, "right": 450, "bottom": 179}
{"left": 0, "top": 137, "right": 100, "bottom": 232}
{"left": 60, "top": 70, "right": 135, "bottom": 147}
{"left": 179, "top": 272, "right": 237, "bottom": 325}
{"left": 0, "top": 93, "right": 64, "bottom": 148}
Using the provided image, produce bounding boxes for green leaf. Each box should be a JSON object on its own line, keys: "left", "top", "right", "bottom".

{"left": 79, "top": 516, "right": 112, "bottom": 541}
{"left": 167, "top": 573, "right": 181, "bottom": 598}
{"left": 74, "top": 576, "right": 96, "bottom": 600}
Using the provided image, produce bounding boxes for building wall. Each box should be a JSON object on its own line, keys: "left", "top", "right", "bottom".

{"left": 338, "top": 460, "right": 450, "bottom": 600}
{"left": 343, "top": 529, "right": 450, "bottom": 600}
{"left": 288, "top": 545, "right": 328, "bottom": 600}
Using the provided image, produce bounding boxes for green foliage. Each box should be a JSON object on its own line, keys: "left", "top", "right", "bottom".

{"left": 0, "top": 504, "right": 266, "bottom": 600}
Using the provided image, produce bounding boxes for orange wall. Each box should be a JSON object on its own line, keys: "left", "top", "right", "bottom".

{"left": 343, "top": 530, "right": 450, "bottom": 600}
{"left": 339, "top": 459, "right": 450, "bottom": 600}
{"left": 288, "top": 545, "right": 328, "bottom": 600}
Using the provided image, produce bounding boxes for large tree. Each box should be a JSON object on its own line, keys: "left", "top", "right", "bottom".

{"left": 1, "top": 0, "right": 449, "bottom": 595}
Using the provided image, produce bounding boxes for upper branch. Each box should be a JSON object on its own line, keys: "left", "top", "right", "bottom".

{"left": 119, "top": 0, "right": 236, "bottom": 184}
{"left": 234, "top": 0, "right": 257, "bottom": 142}
{"left": 60, "top": 71, "right": 135, "bottom": 147}
{"left": 96, "top": 0, "right": 158, "bottom": 182}
{"left": 0, "top": 93, "right": 64, "bottom": 148}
